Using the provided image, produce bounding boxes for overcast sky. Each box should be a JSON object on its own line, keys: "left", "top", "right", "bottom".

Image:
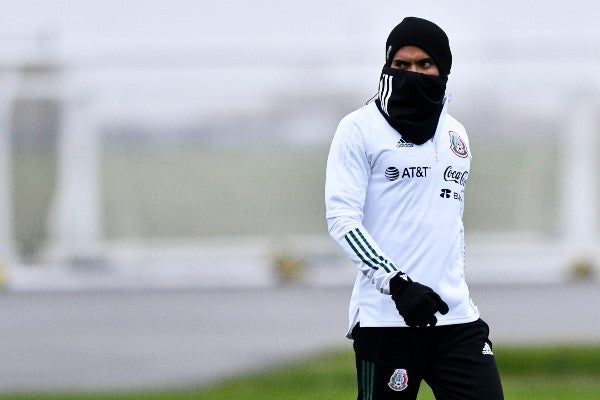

{"left": 1, "top": 1, "right": 599, "bottom": 122}
{"left": 2, "top": 1, "right": 598, "bottom": 42}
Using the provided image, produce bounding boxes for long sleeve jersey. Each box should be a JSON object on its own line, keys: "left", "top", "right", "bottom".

{"left": 325, "top": 100, "right": 479, "bottom": 337}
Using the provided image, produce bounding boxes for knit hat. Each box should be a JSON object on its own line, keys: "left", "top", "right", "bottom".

{"left": 385, "top": 17, "right": 452, "bottom": 77}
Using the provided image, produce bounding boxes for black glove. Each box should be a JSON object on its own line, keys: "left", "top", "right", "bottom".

{"left": 389, "top": 273, "right": 449, "bottom": 327}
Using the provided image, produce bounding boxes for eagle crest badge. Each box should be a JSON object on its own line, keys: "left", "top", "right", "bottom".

{"left": 449, "top": 131, "right": 468, "bottom": 158}
{"left": 388, "top": 368, "right": 409, "bottom": 392}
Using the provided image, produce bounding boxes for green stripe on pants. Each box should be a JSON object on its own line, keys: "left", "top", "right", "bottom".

{"left": 361, "top": 360, "right": 375, "bottom": 400}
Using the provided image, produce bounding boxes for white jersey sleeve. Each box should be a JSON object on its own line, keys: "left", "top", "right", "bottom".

{"left": 325, "top": 114, "right": 400, "bottom": 294}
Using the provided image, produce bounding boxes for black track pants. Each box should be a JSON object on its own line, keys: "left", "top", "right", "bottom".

{"left": 353, "top": 319, "right": 504, "bottom": 400}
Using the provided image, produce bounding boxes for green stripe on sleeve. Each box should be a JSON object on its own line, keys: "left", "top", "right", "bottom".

{"left": 346, "top": 228, "right": 398, "bottom": 273}
{"left": 345, "top": 231, "right": 379, "bottom": 270}
{"left": 348, "top": 229, "right": 389, "bottom": 272}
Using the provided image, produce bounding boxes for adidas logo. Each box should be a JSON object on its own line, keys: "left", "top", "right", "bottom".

{"left": 482, "top": 343, "right": 494, "bottom": 355}
{"left": 396, "top": 138, "right": 414, "bottom": 148}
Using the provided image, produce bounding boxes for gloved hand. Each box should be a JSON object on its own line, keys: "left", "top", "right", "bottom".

{"left": 389, "top": 273, "right": 449, "bottom": 327}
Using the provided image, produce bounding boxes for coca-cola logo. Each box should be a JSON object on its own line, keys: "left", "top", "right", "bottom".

{"left": 443, "top": 166, "right": 468, "bottom": 186}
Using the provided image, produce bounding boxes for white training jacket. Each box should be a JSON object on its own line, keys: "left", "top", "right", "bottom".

{"left": 325, "top": 99, "right": 480, "bottom": 337}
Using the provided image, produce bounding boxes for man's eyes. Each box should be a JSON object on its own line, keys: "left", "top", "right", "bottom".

{"left": 391, "top": 60, "right": 435, "bottom": 69}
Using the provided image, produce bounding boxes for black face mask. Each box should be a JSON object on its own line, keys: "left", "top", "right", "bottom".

{"left": 375, "top": 67, "right": 447, "bottom": 145}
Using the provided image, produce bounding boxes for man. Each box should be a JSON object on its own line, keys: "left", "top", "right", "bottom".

{"left": 325, "top": 17, "right": 504, "bottom": 399}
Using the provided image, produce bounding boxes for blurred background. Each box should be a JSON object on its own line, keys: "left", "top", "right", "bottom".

{"left": 0, "top": 0, "right": 599, "bottom": 393}
{"left": 1, "top": 0, "right": 599, "bottom": 288}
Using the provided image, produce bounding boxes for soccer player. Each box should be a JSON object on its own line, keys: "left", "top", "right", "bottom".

{"left": 325, "top": 17, "right": 504, "bottom": 399}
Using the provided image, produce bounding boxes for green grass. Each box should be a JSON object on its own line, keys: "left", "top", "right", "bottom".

{"left": 102, "top": 145, "right": 331, "bottom": 238}
{"left": 2, "top": 346, "right": 599, "bottom": 399}
{"left": 13, "top": 141, "right": 559, "bottom": 257}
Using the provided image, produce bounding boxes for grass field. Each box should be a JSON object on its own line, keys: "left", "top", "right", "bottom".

{"left": 13, "top": 140, "right": 559, "bottom": 258}
{"left": 1, "top": 345, "right": 598, "bottom": 399}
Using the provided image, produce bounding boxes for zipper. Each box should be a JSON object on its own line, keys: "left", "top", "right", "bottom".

{"left": 433, "top": 93, "right": 452, "bottom": 162}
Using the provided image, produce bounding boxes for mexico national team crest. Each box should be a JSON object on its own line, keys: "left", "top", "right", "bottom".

{"left": 449, "top": 131, "right": 468, "bottom": 158}
{"left": 388, "top": 368, "right": 409, "bottom": 392}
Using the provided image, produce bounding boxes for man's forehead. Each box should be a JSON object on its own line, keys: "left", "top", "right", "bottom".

{"left": 393, "top": 46, "right": 433, "bottom": 59}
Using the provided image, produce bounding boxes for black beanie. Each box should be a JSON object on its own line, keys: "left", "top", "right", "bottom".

{"left": 385, "top": 17, "right": 452, "bottom": 77}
